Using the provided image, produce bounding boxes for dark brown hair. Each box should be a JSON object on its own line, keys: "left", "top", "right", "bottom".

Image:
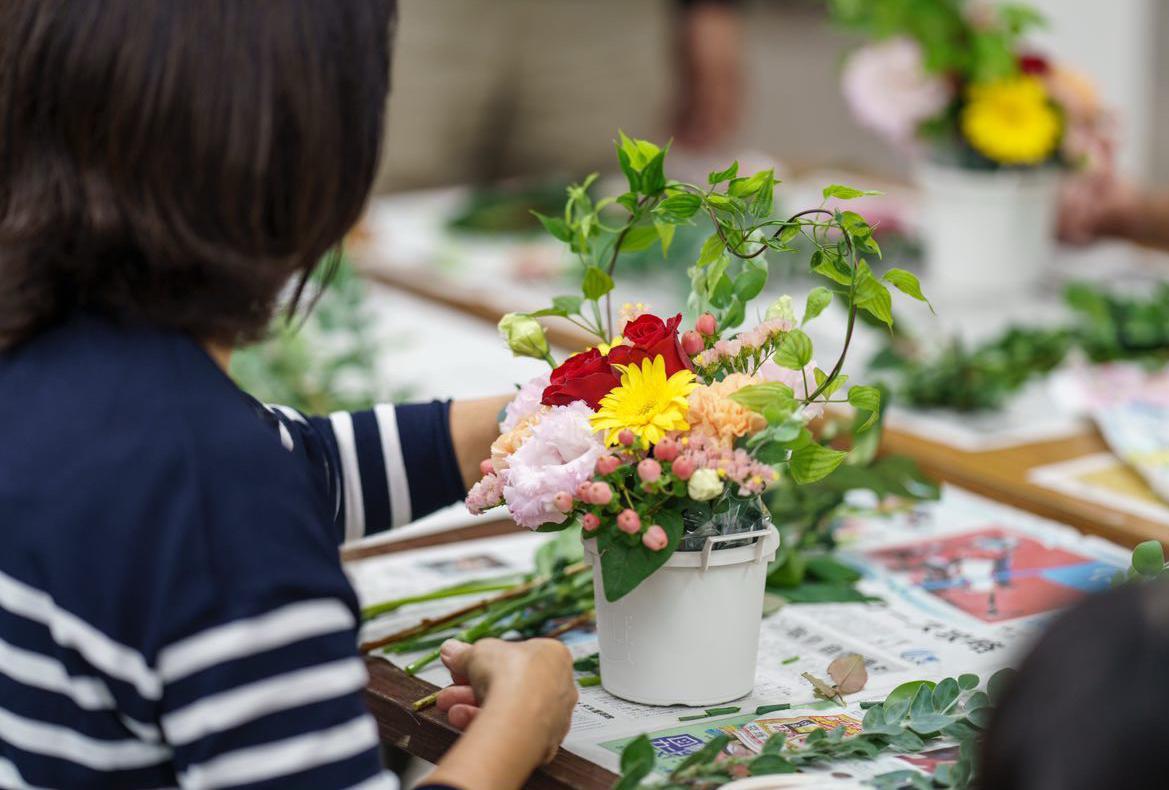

{"left": 0, "top": 0, "right": 395, "bottom": 349}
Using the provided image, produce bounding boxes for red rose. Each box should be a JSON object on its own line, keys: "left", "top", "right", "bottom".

{"left": 1018, "top": 53, "right": 1050, "bottom": 75}
{"left": 541, "top": 348, "right": 620, "bottom": 409}
{"left": 609, "top": 313, "right": 693, "bottom": 376}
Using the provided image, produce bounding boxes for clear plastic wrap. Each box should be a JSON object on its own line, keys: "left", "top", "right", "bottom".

{"left": 678, "top": 493, "right": 772, "bottom": 552}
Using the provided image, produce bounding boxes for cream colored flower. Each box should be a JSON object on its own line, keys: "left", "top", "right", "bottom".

{"left": 491, "top": 408, "right": 547, "bottom": 471}
{"left": 688, "top": 468, "right": 725, "bottom": 501}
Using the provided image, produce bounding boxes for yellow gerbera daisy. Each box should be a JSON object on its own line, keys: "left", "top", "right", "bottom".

{"left": 961, "top": 76, "right": 1061, "bottom": 165}
{"left": 590, "top": 355, "right": 697, "bottom": 448}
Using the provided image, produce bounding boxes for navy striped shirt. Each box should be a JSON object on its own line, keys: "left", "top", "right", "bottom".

{"left": 0, "top": 315, "right": 466, "bottom": 788}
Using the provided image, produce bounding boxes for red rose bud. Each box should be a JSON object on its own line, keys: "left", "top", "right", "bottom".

{"left": 637, "top": 458, "right": 662, "bottom": 483}
{"left": 582, "top": 513, "right": 601, "bottom": 532}
{"left": 541, "top": 348, "right": 621, "bottom": 409}
{"left": 671, "top": 456, "right": 696, "bottom": 480}
{"left": 553, "top": 491, "right": 574, "bottom": 513}
{"left": 617, "top": 508, "right": 641, "bottom": 534}
{"left": 681, "top": 330, "right": 704, "bottom": 356}
{"left": 576, "top": 482, "right": 594, "bottom": 503}
{"left": 607, "top": 313, "right": 694, "bottom": 376}
{"left": 589, "top": 482, "right": 613, "bottom": 506}
{"left": 696, "top": 313, "right": 717, "bottom": 337}
{"left": 479, "top": 459, "right": 495, "bottom": 476}
{"left": 618, "top": 429, "right": 636, "bottom": 447}
{"left": 595, "top": 455, "right": 621, "bottom": 476}
{"left": 1018, "top": 53, "right": 1050, "bottom": 75}
{"left": 653, "top": 437, "right": 679, "bottom": 462}
{"left": 642, "top": 524, "right": 668, "bottom": 551}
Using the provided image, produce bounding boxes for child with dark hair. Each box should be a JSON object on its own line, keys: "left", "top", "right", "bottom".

{"left": 0, "top": 2, "right": 576, "bottom": 788}
{"left": 980, "top": 580, "right": 1169, "bottom": 789}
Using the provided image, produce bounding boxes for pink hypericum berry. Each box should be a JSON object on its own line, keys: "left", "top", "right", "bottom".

{"left": 582, "top": 513, "right": 601, "bottom": 532}
{"left": 617, "top": 508, "right": 641, "bottom": 534}
{"left": 681, "top": 330, "right": 705, "bottom": 356}
{"left": 589, "top": 482, "right": 613, "bottom": 506}
{"left": 653, "top": 438, "right": 679, "bottom": 462}
{"left": 637, "top": 458, "right": 662, "bottom": 483}
{"left": 479, "top": 459, "right": 495, "bottom": 476}
{"left": 576, "top": 482, "right": 594, "bottom": 503}
{"left": 552, "top": 491, "right": 574, "bottom": 513}
{"left": 595, "top": 455, "right": 621, "bottom": 476}
{"left": 642, "top": 524, "right": 668, "bottom": 551}
{"left": 618, "top": 429, "right": 636, "bottom": 447}
{"left": 696, "top": 313, "right": 717, "bottom": 337}
{"left": 671, "top": 456, "right": 696, "bottom": 480}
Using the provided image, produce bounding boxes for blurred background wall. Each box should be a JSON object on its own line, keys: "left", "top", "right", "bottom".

{"left": 374, "top": 0, "right": 1167, "bottom": 190}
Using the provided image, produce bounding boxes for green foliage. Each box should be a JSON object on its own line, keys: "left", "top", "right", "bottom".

{"left": 1113, "top": 539, "right": 1169, "bottom": 585}
{"left": 596, "top": 508, "right": 684, "bottom": 602}
{"left": 231, "top": 259, "right": 409, "bottom": 413}
{"left": 617, "top": 668, "right": 1015, "bottom": 788}
{"left": 1065, "top": 282, "right": 1169, "bottom": 363}
{"left": 447, "top": 180, "right": 572, "bottom": 235}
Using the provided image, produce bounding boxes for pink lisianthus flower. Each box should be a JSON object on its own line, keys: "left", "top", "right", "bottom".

{"left": 500, "top": 401, "right": 605, "bottom": 529}
{"left": 500, "top": 373, "right": 551, "bottom": 432}
{"left": 841, "top": 38, "right": 952, "bottom": 145}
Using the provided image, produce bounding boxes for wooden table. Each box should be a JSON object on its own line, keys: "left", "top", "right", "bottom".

{"left": 343, "top": 523, "right": 619, "bottom": 790}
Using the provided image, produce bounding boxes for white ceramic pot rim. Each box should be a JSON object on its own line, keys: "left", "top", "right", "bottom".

{"left": 916, "top": 160, "right": 1060, "bottom": 188}
{"left": 583, "top": 528, "right": 779, "bottom": 571}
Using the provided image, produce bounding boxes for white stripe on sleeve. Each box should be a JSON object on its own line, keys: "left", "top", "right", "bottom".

{"left": 0, "top": 707, "right": 170, "bottom": 771}
{"left": 0, "top": 756, "right": 51, "bottom": 790}
{"left": 157, "top": 598, "right": 355, "bottom": 683}
{"left": 373, "top": 404, "right": 412, "bottom": 527}
{"left": 177, "top": 714, "right": 378, "bottom": 790}
{"left": 0, "top": 570, "right": 160, "bottom": 700}
{"left": 161, "top": 657, "right": 368, "bottom": 745}
{"left": 345, "top": 772, "right": 400, "bottom": 790}
{"left": 329, "top": 411, "right": 366, "bottom": 542}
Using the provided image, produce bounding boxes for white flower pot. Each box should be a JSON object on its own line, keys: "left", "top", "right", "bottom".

{"left": 583, "top": 527, "right": 780, "bottom": 706}
{"left": 915, "top": 163, "right": 1060, "bottom": 304}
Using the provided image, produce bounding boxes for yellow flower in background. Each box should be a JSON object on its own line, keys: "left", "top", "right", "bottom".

{"left": 591, "top": 355, "right": 697, "bottom": 448}
{"left": 961, "top": 76, "right": 1061, "bottom": 165}
{"left": 594, "top": 336, "right": 625, "bottom": 355}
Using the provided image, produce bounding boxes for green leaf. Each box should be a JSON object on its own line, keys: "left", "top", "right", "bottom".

{"left": 749, "top": 754, "right": 797, "bottom": 775}
{"left": 885, "top": 681, "right": 935, "bottom": 715}
{"left": 614, "top": 735, "right": 656, "bottom": 790}
{"left": 883, "top": 268, "right": 933, "bottom": 310}
{"left": 803, "top": 287, "right": 833, "bottom": 325}
{"left": 697, "top": 233, "right": 725, "bottom": 267}
{"left": 599, "top": 509, "right": 682, "bottom": 601}
{"left": 640, "top": 150, "right": 667, "bottom": 195}
{"left": 958, "top": 673, "right": 979, "bottom": 691}
{"left": 847, "top": 385, "right": 881, "bottom": 413}
{"left": 734, "top": 266, "right": 768, "bottom": 302}
{"left": 708, "top": 161, "right": 739, "bottom": 184}
{"left": 1132, "top": 540, "right": 1165, "bottom": 576}
{"left": 655, "top": 222, "right": 675, "bottom": 258}
{"left": 761, "top": 732, "right": 787, "bottom": 754}
{"left": 552, "top": 295, "right": 583, "bottom": 315}
{"left": 932, "top": 677, "right": 960, "bottom": 712}
{"left": 582, "top": 266, "right": 615, "bottom": 301}
{"left": 671, "top": 734, "right": 730, "bottom": 777}
{"left": 532, "top": 211, "right": 571, "bottom": 242}
{"left": 805, "top": 554, "right": 861, "bottom": 584}
{"left": 854, "top": 266, "right": 894, "bottom": 328}
{"left": 729, "top": 383, "right": 797, "bottom": 414}
{"left": 811, "top": 250, "right": 854, "bottom": 286}
{"left": 655, "top": 193, "right": 702, "bottom": 222}
{"left": 822, "top": 184, "right": 883, "bottom": 201}
{"left": 813, "top": 367, "right": 847, "bottom": 398}
{"left": 721, "top": 296, "right": 746, "bottom": 330}
{"left": 620, "top": 225, "right": 660, "bottom": 252}
{"left": 777, "top": 223, "right": 801, "bottom": 246}
{"left": 773, "top": 329, "right": 813, "bottom": 370}
{"left": 789, "top": 444, "right": 848, "bottom": 484}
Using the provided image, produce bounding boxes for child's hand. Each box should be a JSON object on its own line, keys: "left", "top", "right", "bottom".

{"left": 436, "top": 638, "right": 577, "bottom": 764}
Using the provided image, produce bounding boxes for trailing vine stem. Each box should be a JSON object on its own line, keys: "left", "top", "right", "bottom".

{"left": 604, "top": 195, "right": 653, "bottom": 338}
{"left": 704, "top": 205, "right": 861, "bottom": 406}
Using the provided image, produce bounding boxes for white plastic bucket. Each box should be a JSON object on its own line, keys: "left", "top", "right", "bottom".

{"left": 583, "top": 528, "right": 780, "bottom": 706}
{"left": 915, "top": 163, "right": 1060, "bottom": 306}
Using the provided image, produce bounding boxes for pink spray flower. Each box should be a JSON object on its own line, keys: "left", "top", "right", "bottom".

{"left": 552, "top": 491, "right": 574, "bottom": 513}
{"left": 479, "top": 459, "right": 495, "bottom": 476}
{"left": 681, "top": 330, "right": 705, "bottom": 356}
{"left": 582, "top": 513, "right": 601, "bottom": 532}
{"left": 618, "top": 429, "right": 636, "bottom": 447}
{"left": 696, "top": 313, "right": 717, "bottom": 337}
{"left": 595, "top": 455, "right": 621, "bottom": 476}
{"left": 653, "top": 437, "right": 680, "bottom": 462}
{"left": 841, "top": 38, "right": 951, "bottom": 146}
{"left": 671, "top": 456, "right": 696, "bottom": 480}
{"left": 589, "top": 482, "right": 613, "bottom": 506}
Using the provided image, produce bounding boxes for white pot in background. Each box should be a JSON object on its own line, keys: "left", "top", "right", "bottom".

{"left": 915, "top": 163, "right": 1060, "bottom": 305}
{"left": 583, "top": 528, "right": 780, "bottom": 706}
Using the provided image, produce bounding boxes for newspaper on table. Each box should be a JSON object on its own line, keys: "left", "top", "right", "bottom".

{"left": 346, "top": 486, "right": 1127, "bottom": 777}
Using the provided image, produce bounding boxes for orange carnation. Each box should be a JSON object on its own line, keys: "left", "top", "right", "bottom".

{"left": 687, "top": 374, "right": 767, "bottom": 447}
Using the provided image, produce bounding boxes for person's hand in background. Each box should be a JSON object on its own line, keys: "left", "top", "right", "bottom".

{"left": 674, "top": 1, "right": 743, "bottom": 151}
{"left": 1059, "top": 170, "right": 1169, "bottom": 251}
{"left": 426, "top": 638, "right": 578, "bottom": 789}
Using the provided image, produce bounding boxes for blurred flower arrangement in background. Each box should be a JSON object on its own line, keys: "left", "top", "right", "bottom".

{"left": 832, "top": 0, "right": 1112, "bottom": 171}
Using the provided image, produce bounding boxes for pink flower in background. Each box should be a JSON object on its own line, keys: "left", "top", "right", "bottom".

{"left": 758, "top": 359, "right": 824, "bottom": 420}
{"left": 500, "top": 401, "right": 604, "bottom": 529}
{"left": 500, "top": 373, "right": 551, "bottom": 432}
{"left": 841, "top": 38, "right": 952, "bottom": 145}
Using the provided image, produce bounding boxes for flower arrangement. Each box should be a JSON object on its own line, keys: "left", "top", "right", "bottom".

{"left": 468, "top": 134, "right": 926, "bottom": 601}
{"left": 831, "top": 0, "right": 1110, "bottom": 170}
